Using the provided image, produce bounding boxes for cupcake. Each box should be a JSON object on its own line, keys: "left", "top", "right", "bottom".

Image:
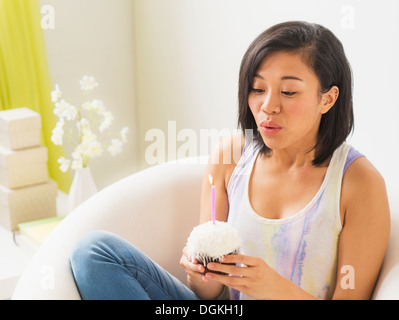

{"left": 186, "top": 220, "right": 242, "bottom": 274}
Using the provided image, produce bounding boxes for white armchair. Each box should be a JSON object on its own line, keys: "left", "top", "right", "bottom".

{"left": 12, "top": 157, "right": 399, "bottom": 300}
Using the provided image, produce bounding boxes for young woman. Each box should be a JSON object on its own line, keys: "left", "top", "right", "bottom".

{"left": 70, "top": 21, "right": 390, "bottom": 300}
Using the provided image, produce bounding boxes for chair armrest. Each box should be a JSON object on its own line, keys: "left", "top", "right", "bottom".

{"left": 372, "top": 214, "right": 399, "bottom": 299}
{"left": 12, "top": 157, "right": 207, "bottom": 300}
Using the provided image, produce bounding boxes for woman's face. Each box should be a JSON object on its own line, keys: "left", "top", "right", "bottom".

{"left": 248, "top": 51, "right": 338, "bottom": 153}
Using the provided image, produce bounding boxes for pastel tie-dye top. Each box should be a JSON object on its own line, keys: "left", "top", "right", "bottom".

{"left": 227, "top": 141, "right": 363, "bottom": 300}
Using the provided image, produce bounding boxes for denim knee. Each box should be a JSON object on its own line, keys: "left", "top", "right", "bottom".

{"left": 70, "top": 230, "right": 113, "bottom": 275}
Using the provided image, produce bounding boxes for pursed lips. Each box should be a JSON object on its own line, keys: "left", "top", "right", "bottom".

{"left": 259, "top": 120, "right": 282, "bottom": 135}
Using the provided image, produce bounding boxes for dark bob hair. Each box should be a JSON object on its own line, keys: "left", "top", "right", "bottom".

{"left": 238, "top": 21, "right": 354, "bottom": 166}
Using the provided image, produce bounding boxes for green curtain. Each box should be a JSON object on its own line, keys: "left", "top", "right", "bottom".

{"left": 0, "top": 0, "right": 71, "bottom": 193}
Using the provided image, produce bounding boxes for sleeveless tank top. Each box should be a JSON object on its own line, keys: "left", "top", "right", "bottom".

{"left": 227, "top": 140, "right": 363, "bottom": 300}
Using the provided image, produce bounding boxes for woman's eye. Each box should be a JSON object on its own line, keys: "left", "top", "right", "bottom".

{"left": 282, "top": 91, "right": 296, "bottom": 96}
{"left": 251, "top": 88, "right": 264, "bottom": 94}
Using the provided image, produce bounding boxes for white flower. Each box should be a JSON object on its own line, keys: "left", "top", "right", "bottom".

{"left": 57, "top": 157, "right": 70, "bottom": 173}
{"left": 54, "top": 100, "right": 77, "bottom": 121}
{"left": 82, "top": 130, "right": 97, "bottom": 143}
{"left": 53, "top": 99, "right": 67, "bottom": 118}
{"left": 51, "top": 127, "right": 63, "bottom": 146}
{"left": 120, "top": 127, "right": 129, "bottom": 143}
{"left": 85, "top": 140, "right": 103, "bottom": 158}
{"left": 80, "top": 76, "right": 99, "bottom": 91}
{"left": 51, "top": 119, "right": 65, "bottom": 146}
{"left": 71, "top": 159, "right": 83, "bottom": 170}
{"left": 77, "top": 118, "right": 89, "bottom": 131}
{"left": 51, "top": 77, "right": 128, "bottom": 173}
{"left": 56, "top": 117, "right": 65, "bottom": 127}
{"left": 108, "top": 139, "right": 123, "bottom": 156}
{"left": 71, "top": 144, "right": 82, "bottom": 160}
{"left": 82, "top": 100, "right": 104, "bottom": 113}
{"left": 99, "top": 111, "right": 114, "bottom": 132}
{"left": 51, "top": 84, "right": 62, "bottom": 103}
{"left": 77, "top": 118, "right": 97, "bottom": 142}
{"left": 75, "top": 140, "right": 103, "bottom": 159}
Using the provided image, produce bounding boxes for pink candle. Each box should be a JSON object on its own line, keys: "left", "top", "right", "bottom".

{"left": 208, "top": 174, "right": 216, "bottom": 224}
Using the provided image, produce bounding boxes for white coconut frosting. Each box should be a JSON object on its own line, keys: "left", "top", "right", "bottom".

{"left": 186, "top": 220, "right": 242, "bottom": 261}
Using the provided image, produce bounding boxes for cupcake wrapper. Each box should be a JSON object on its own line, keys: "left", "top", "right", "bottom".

{"left": 196, "top": 250, "right": 238, "bottom": 275}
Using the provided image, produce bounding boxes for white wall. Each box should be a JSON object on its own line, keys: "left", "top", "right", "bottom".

{"left": 41, "top": 0, "right": 398, "bottom": 208}
{"left": 41, "top": 0, "right": 138, "bottom": 190}
{"left": 133, "top": 0, "right": 399, "bottom": 209}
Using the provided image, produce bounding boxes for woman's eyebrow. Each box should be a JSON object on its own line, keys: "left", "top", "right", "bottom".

{"left": 254, "top": 73, "right": 264, "bottom": 79}
{"left": 281, "top": 76, "right": 304, "bottom": 82}
{"left": 253, "top": 74, "right": 304, "bottom": 82}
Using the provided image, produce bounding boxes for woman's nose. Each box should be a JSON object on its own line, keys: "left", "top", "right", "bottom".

{"left": 260, "top": 92, "right": 281, "bottom": 115}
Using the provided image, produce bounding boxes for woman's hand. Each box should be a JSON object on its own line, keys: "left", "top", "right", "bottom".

{"left": 179, "top": 246, "right": 205, "bottom": 282}
{"left": 204, "top": 254, "right": 274, "bottom": 299}
{"left": 179, "top": 246, "right": 226, "bottom": 299}
{"left": 205, "top": 254, "right": 316, "bottom": 300}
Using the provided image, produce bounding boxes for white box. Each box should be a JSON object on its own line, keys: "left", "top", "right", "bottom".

{"left": 0, "top": 108, "right": 41, "bottom": 150}
{"left": 0, "top": 145, "right": 48, "bottom": 189}
{"left": 0, "top": 180, "right": 57, "bottom": 231}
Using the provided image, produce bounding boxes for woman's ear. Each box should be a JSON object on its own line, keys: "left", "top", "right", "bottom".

{"left": 321, "top": 86, "right": 339, "bottom": 114}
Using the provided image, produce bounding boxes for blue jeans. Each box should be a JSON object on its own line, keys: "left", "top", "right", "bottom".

{"left": 70, "top": 230, "right": 199, "bottom": 300}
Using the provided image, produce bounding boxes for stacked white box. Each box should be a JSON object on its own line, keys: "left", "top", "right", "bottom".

{"left": 0, "top": 145, "right": 49, "bottom": 189}
{"left": 0, "top": 108, "right": 41, "bottom": 150}
{"left": 0, "top": 181, "right": 57, "bottom": 231}
{"left": 0, "top": 108, "right": 57, "bottom": 231}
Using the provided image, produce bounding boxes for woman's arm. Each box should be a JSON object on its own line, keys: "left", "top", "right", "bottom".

{"left": 332, "top": 157, "right": 390, "bottom": 299}
{"left": 180, "top": 134, "right": 245, "bottom": 299}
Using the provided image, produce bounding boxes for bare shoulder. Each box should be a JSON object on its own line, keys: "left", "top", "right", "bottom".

{"left": 341, "top": 156, "right": 390, "bottom": 226}
{"left": 342, "top": 156, "right": 386, "bottom": 197}
{"left": 208, "top": 134, "right": 245, "bottom": 167}
{"left": 200, "top": 134, "right": 246, "bottom": 223}
{"left": 207, "top": 133, "right": 246, "bottom": 187}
